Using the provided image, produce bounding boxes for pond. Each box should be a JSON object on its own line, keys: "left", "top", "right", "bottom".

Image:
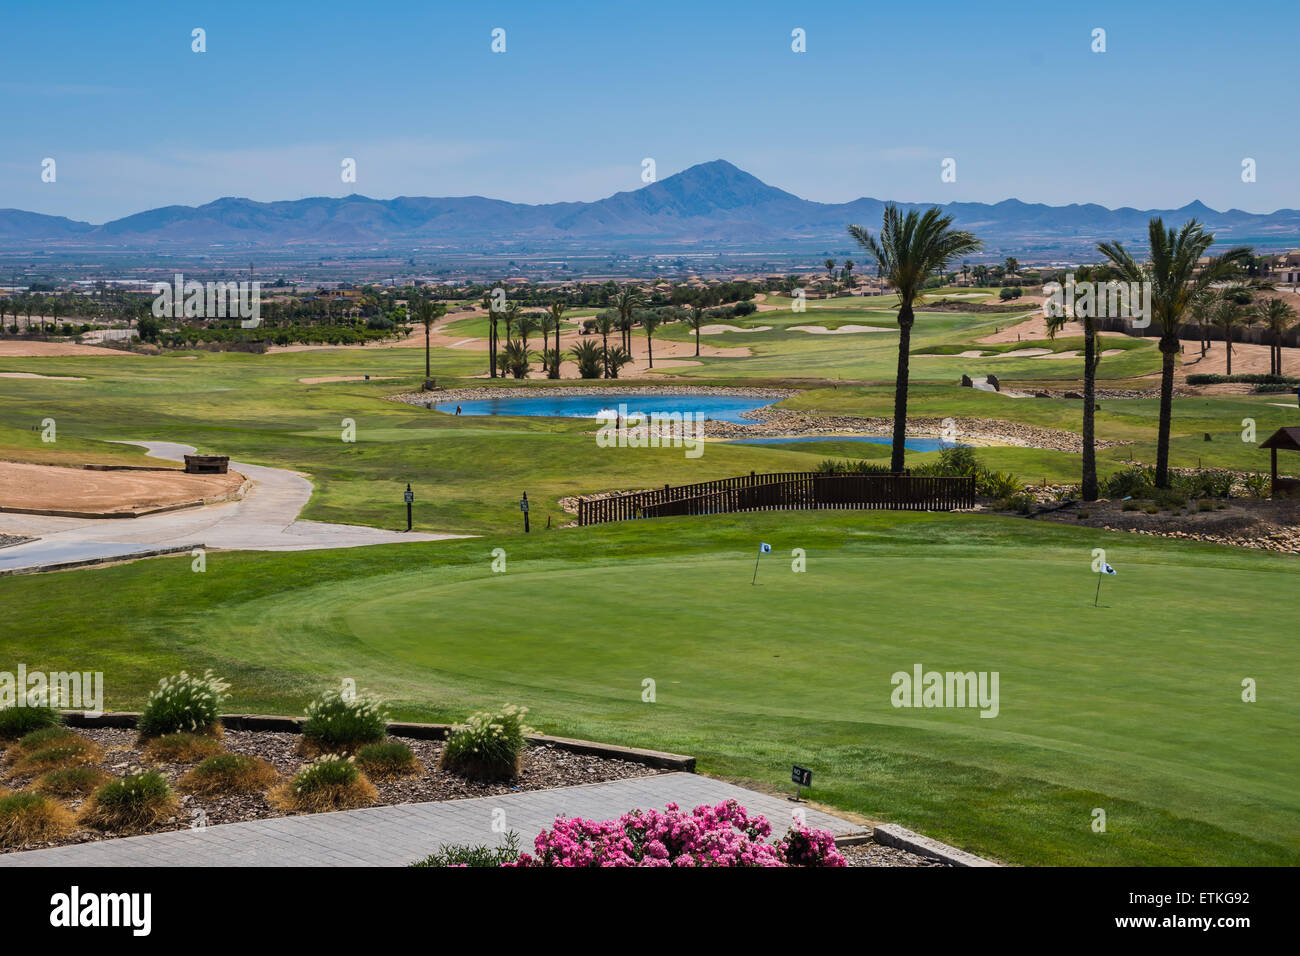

{"left": 722, "top": 435, "right": 963, "bottom": 453}
{"left": 435, "top": 392, "right": 775, "bottom": 425}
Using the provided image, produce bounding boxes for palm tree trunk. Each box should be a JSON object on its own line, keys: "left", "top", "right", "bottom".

{"left": 890, "top": 304, "right": 914, "bottom": 473}
{"left": 1226, "top": 334, "right": 1232, "bottom": 376}
{"left": 1275, "top": 332, "right": 1283, "bottom": 376}
{"left": 425, "top": 325, "right": 431, "bottom": 379}
{"left": 647, "top": 331, "right": 654, "bottom": 368}
{"left": 600, "top": 332, "right": 609, "bottom": 377}
{"left": 1155, "top": 337, "right": 1178, "bottom": 488}
{"left": 489, "top": 319, "right": 497, "bottom": 378}
{"left": 695, "top": 326, "right": 700, "bottom": 356}
{"left": 1082, "top": 322, "right": 1098, "bottom": 501}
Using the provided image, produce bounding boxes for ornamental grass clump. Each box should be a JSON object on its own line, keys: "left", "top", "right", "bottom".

{"left": 14, "top": 736, "right": 102, "bottom": 774}
{"left": 356, "top": 741, "right": 419, "bottom": 779}
{"left": 300, "top": 689, "right": 388, "bottom": 755}
{"left": 35, "top": 767, "right": 112, "bottom": 797}
{"left": 508, "top": 799, "right": 845, "bottom": 868}
{"left": 179, "top": 753, "right": 278, "bottom": 796}
{"left": 79, "top": 771, "right": 178, "bottom": 833}
{"left": 0, "top": 791, "right": 74, "bottom": 848}
{"left": 137, "top": 670, "right": 230, "bottom": 740}
{"left": 14, "top": 726, "right": 79, "bottom": 754}
{"left": 272, "top": 754, "right": 376, "bottom": 813}
{"left": 438, "top": 705, "right": 533, "bottom": 781}
{"left": 143, "top": 732, "right": 224, "bottom": 764}
{"left": 0, "top": 692, "right": 64, "bottom": 740}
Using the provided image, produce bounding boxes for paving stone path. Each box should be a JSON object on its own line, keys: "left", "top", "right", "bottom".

{"left": 0, "top": 773, "right": 861, "bottom": 867}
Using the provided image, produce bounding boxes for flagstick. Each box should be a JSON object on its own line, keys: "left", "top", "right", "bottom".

{"left": 1094, "top": 572, "right": 1102, "bottom": 607}
{"left": 752, "top": 551, "right": 762, "bottom": 586}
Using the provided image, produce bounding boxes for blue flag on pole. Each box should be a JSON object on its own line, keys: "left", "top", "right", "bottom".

{"left": 759, "top": 543, "right": 772, "bottom": 554}
{"left": 1102, "top": 563, "right": 1116, "bottom": 575}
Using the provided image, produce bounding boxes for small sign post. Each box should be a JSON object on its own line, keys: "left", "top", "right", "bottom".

{"left": 520, "top": 492, "right": 530, "bottom": 533}
{"left": 790, "top": 764, "right": 812, "bottom": 802}
{"left": 403, "top": 483, "right": 413, "bottom": 532}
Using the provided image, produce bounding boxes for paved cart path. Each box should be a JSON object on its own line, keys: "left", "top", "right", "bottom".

{"left": 0, "top": 440, "right": 468, "bottom": 570}
{"left": 0, "top": 773, "right": 861, "bottom": 867}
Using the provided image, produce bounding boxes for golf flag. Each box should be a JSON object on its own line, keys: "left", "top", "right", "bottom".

{"left": 759, "top": 542, "right": 772, "bottom": 554}
{"left": 1102, "top": 563, "right": 1116, "bottom": 575}
{"left": 752, "top": 543, "right": 771, "bottom": 584}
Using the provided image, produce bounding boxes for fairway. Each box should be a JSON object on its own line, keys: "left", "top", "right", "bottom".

{"left": 5, "top": 510, "right": 1295, "bottom": 866}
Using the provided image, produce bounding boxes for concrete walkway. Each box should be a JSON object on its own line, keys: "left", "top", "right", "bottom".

{"left": 0, "top": 441, "right": 469, "bottom": 571}
{"left": 0, "top": 773, "right": 861, "bottom": 867}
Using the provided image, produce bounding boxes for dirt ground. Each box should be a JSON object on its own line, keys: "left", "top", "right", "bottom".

{"left": 0, "top": 461, "right": 245, "bottom": 514}
{"left": 0, "top": 341, "right": 132, "bottom": 358}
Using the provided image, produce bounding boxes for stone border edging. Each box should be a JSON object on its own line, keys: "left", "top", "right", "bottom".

{"left": 872, "top": 823, "right": 1001, "bottom": 867}
{"left": 59, "top": 711, "right": 696, "bottom": 772}
{"left": 0, "top": 543, "right": 203, "bottom": 577}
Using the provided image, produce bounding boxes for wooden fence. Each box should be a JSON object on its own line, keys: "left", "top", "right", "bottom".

{"left": 577, "top": 472, "right": 975, "bottom": 525}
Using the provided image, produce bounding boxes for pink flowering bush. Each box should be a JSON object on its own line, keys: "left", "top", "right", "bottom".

{"left": 506, "top": 799, "right": 845, "bottom": 867}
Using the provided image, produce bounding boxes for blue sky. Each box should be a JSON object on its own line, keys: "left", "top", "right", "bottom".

{"left": 2, "top": 0, "right": 1293, "bottom": 222}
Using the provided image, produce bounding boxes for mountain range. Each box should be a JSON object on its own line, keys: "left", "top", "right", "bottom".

{"left": 3, "top": 160, "right": 1298, "bottom": 255}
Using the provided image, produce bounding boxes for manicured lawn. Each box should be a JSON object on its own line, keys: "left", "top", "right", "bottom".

{"left": 3, "top": 510, "right": 1295, "bottom": 865}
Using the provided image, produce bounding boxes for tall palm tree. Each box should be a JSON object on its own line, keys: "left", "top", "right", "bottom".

{"left": 545, "top": 302, "right": 565, "bottom": 378}
{"left": 1254, "top": 297, "right": 1296, "bottom": 376}
{"left": 1189, "top": 289, "right": 1215, "bottom": 358}
{"left": 1097, "top": 218, "right": 1250, "bottom": 487}
{"left": 613, "top": 287, "right": 642, "bottom": 352}
{"left": 1045, "top": 268, "right": 1100, "bottom": 500}
{"left": 848, "top": 206, "right": 983, "bottom": 473}
{"left": 480, "top": 290, "right": 500, "bottom": 379}
{"left": 594, "top": 310, "right": 616, "bottom": 377}
{"left": 503, "top": 301, "right": 520, "bottom": 347}
{"left": 1212, "top": 297, "right": 1249, "bottom": 376}
{"left": 641, "top": 312, "right": 662, "bottom": 369}
{"left": 415, "top": 298, "right": 445, "bottom": 380}
{"left": 824, "top": 259, "right": 836, "bottom": 296}
{"left": 685, "top": 304, "right": 705, "bottom": 356}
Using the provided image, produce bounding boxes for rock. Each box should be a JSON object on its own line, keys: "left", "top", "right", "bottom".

{"left": 960, "top": 374, "right": 973, "bottom": 388}
{"left": 1064, "top": 391, "right": 1083, "bottom": 399}
{"left": 987, "top": 374, "right": 1001, "bottom": 392}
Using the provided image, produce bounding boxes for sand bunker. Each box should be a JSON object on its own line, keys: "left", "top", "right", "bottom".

{"left": 700, "top": 324, "right": 771, "bottom": 334}
{"left": 787, "top": 325, "right": 889, "bottom": 335}
{"left": 0, "top": 372, "right": 86, "bottom": 380}
{"left": 0, "top": 461, "right": 245, "bottom": 516}
{"left": 997, "top": 348, "right": 1053, "bottom": 357}
{"left": 0, "top": 341, "right": 131, "bottom": 358}
{"left": 298, "top": 375, "right": 398, "bottom": 384}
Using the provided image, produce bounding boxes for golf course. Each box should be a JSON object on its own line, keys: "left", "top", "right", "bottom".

{"left": 1, "top": 291, "right": 1297, "bottom": 866}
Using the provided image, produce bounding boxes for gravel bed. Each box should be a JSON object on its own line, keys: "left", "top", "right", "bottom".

{"left": 0, "top": 727, "right": 661, "bottom": 853}
{"left": 841, "top": 840, "right": 951, "bottom": 867}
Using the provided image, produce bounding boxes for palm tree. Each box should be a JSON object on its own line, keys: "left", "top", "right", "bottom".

{"left": 570, "top": 340, "right": 603, "bottom": 379}
{"left": 1004, "top": 256, "right": 1019, "bottom": 276}
{"left": 1045, "top": 268, "right": 1100, "bottom": 500}
{"left": 1189, "top": 289, "right": 1215, "bottom": 358}
{"left": 641, "top": 312, "right": 662, "bottom": 369}
{"left": 544, "top": 305, "right": 564, "bottom": 378}
{"left": 1212, "top": 297, "right": 1249, "bottom": 376}
{"left": 824, "top": 259, "right": 836, "bottom": 296}
{"left": 502, "top": 340, "right": 531, "bottom": 379}
{"left": 546, "top": 300, "right": 565, "bottom": 360}
{"left": 594, "top": 310, "right": 616, "bottom": 377}
{"left": 842, "top": 259, "right": 855, "bottom": 291}
{"left": 515, "top": 313, "right": 540, "bottom": 355}
{"left": 613, "top": 287, "right": 642, "bottom": 352}
{"left": 503, "top": 301, "right": 520, "bottom": 347}
{"left": 1254, "top": 297, "right": 1296, "bottom": 376}
{"left": 415, "top": 298, "right": 445, "bottom": 380}
{"left": 685, "top": 304, "right": 705, "bottom": 356}
{"left": 848, "top": 206, "right": 983, "bottom": 472}
{"left": 604, "top": 346, "right": 634, "bottom": 378}
{"left": 481, "top": 290, "right": 500, "bottom": 379}
{"left": 1097, "top": 218, "right": 1251, "bottom": 487}
{"left": 0, "top": 299, "right": 8, "bottom": 335}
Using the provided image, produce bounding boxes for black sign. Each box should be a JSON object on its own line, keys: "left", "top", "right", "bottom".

{"left": 519, "top": 498, "right": 529, "bottom": 512}
{"left": 403, "top": 490, "right": 414, "bottom": 504}
{"left": 792, "top": 765, "right": 812, "bottom": 787}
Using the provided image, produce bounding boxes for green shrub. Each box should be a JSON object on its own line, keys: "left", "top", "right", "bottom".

{"left": 137, "top": 670, "right": 230, "bottom": 740}
{"left": 301, "top": 689, "right": 388, "bottom": 753}
{"left": 1241, "top": 473, "right": 1270, "bottom": 498}
{"left": 80, "top": 771, "right": 178, "bottom": 832}
{"left": 412, "top": 832, "right": 522, "bottom": 867}
{"left": 1101, "top": 465, "right": 1156, "bottom": 499}
{"left": 273, "top": 754, "right": 376, "bottom": 812}
{"left": 0, "top": 791, "right": 74, "bottom": 847}
{"left": 996, "top": 493, "right": 1034, "bottom": 514}
{"left": 439, "top": 705, "right": 534, "bottom": 781}
{"left": 357, "top": 741, "right": 419, "bottom": 779}
{"left": 15, "top": 737, "right": 101, "bottom": 773}
{"left": 977, "top": 468, "right": 1024, "bottom": 499}
{"left": 179, "top": 753, "right": 277, "bottom": 795}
